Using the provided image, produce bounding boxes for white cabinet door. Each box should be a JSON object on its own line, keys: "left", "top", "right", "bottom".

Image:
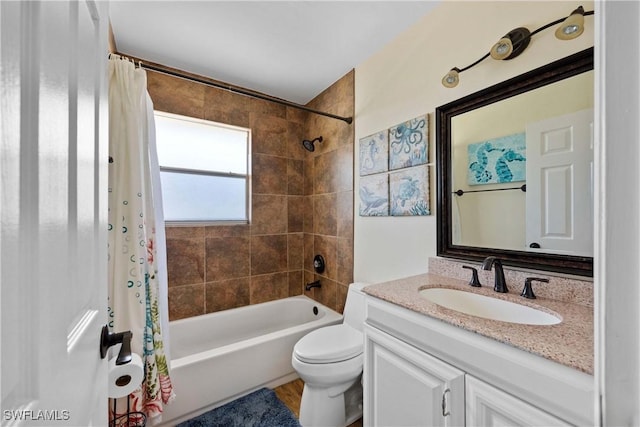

{"left": 466, "top": 375, "right": 570, "bottom": 427}
{"left": 364, "top": 325, "right": 465, "bottom": 427}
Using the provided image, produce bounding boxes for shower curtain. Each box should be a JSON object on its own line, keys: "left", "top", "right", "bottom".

{"left": 107, "top": 54, "right": 174, "bottom": 421}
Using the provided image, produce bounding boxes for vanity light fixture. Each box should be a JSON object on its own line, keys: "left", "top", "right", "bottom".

{"left": 441, "top": 5, "right": 594, "bottom": 88}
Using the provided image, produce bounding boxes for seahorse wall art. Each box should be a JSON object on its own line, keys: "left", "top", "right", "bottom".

{"left": 467, "top": 133, "right": 526, "bottom": 186}
{"left": 359, "top": 130, "right": 389, "bottom": 176}
{"left": 389, "top": 114, "right": 429, "bottom": 170}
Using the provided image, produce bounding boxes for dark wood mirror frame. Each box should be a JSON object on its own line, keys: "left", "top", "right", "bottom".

{"left": 436, "top": 47, "right": 594, "bottom": 276}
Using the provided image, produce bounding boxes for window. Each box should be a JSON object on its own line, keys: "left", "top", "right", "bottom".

{"left": 154, "top": 111, "right": 250, "bottom": 223}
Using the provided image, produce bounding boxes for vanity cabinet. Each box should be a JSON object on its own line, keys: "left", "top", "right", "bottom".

{"left": 364, "top": 325, "right": 464, "bottom": 426}
{"left": 363, "top": 296, "right": 594, "bottom": 426}
{"left": 365, "top": 325, "right": 568, "bottom": 427}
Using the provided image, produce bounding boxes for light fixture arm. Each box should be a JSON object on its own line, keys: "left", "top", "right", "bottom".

{"left": 458, "top": 52, "right": 491, "bottom": 73}
{"left": 442, "top": 7, "right": 594, "bottom": 88}
{"left": 529, "top": 17, "right": 566, "bottom": 38}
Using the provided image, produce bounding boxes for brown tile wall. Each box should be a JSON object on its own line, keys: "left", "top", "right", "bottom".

{"left": 302, "top": 71, "right": 355, "bottom": 313}
{"left": 147, "top": 68, "right": 354, "bottom": 320}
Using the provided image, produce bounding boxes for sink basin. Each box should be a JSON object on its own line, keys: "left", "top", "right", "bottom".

{"left": 419, "top": 288, "right": 561, "bottom": 325}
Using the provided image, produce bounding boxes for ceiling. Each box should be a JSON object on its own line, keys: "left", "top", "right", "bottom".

{"left": 109, "top": 1, "right": 440, "bottom": 104}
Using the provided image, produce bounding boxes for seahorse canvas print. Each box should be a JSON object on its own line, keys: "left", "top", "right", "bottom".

{"left": 359, "top": 130, "right": 389, "bottom": 176}
{"left": 467, "top": 133, "right": 526, "bottom": 185}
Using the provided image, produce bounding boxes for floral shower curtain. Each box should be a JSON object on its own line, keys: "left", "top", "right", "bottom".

{"left": 107, "top": 54, "right": 174, "bottom": 421}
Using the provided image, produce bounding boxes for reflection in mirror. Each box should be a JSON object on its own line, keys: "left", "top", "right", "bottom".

{"left": 451, "top": 71, "right": 593, "bottom": 255}
{"left": 436, "top": 48, "right": 594, "bottom": 276}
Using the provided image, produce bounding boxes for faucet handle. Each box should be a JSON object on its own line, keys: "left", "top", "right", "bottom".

{"left": 462, "top": 265, "right": 482, "bottom": 287}
{"left": 521, "top": 277, "right": 550, "bottom": 299}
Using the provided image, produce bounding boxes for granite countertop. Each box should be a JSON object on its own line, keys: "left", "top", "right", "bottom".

{"left": 363, "top": 273, "right": 594, "bottom": 375}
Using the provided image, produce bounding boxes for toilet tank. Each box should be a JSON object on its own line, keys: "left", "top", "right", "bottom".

{"left": 342, "top": 282, "right": 369, "bottom": 331}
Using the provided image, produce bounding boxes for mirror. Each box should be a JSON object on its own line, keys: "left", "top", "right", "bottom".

{"left": 436, "top": 48, "right": 593, "bottom": 276}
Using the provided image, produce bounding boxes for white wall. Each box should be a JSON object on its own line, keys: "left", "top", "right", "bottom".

{"left": 596, "top": 1, "right": 640, "bottom": 424}
{"left": 354, "top": 1, "right": 594, "bottom": 283}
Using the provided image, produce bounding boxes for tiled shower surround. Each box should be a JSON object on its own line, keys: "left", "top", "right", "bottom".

{"left": 145, "top": 68, "right": 354, "bottom": 320}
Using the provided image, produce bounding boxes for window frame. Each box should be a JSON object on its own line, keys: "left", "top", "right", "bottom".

{"left": 154, "top": 111, "right": 252, "bottom": 226}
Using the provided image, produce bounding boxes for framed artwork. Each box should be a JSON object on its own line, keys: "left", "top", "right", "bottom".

{"left": 389, "top": 114, "right": 429, "bottom": 170}
{"left": 390, "top": 165, "right": 430, "bottom": 216}
{"left": 359, "top": 174, "right": 389, "bottom": 216}
{"left": 467, "top": 133, "right": 526, "bottom": 185}
{"left": 359, "top": 130, "right": 388, "bottom": 176}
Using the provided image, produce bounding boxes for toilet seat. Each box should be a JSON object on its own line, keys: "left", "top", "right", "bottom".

{"left": 294, "top": 325, "right": 363, "bottom": 364}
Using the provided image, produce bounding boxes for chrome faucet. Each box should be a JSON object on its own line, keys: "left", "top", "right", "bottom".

{"left": 481, "top": 256, "right": 508, "bottom": 293}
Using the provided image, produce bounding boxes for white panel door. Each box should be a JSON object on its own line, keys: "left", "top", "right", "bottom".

{"left": 364, "top": 325, "right": 465, "bottom": 427}
{"left": 466, "top": 375, "right": 569, "bottom": 426}
{"left": 526, "top": 109, "right": 593, "bottom": 256}
{"left": 0, "top": 1, "right": 109, "bottom": 425}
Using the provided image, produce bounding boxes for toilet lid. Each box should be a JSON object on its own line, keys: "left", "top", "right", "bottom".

{"left": 294, "top": 325, "right": 363, "bottom": 364}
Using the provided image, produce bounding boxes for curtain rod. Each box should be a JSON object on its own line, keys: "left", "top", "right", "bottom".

{"left": 115, "top": 53, "right": 353, "bottom": 125}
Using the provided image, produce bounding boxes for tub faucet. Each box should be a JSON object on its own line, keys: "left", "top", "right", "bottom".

{"left": 305, "top": 280, "right": 321, "bottom": 291}
{"left": 481, "top": 256, "right": 508, "bottom": 293}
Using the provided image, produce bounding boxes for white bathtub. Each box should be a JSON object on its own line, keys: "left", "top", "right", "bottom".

{"left": 159, "top": 295, "right": 343, "bottom": 426}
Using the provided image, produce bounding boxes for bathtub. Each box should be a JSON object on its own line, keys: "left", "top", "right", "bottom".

{"left": 159, "top": 295, "right": 343, "bottom": 426}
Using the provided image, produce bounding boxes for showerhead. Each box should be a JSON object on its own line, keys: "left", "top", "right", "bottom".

{"left": 302, "top": 136, "right": 323, "bottom": 152}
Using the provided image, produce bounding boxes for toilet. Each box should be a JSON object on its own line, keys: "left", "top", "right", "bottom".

{"left": 292, "top": 282, "right": 368, "bottom": 427}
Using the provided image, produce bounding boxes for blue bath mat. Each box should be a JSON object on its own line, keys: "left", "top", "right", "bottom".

{"left": 177, "top": 387, "right": 302, "bottom": 427}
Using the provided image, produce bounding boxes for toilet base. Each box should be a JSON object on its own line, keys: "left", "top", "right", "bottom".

{"left": 299, "top": 376, "right": 362, "bottom": 427}
{"left": 344, "top": 379, "right": 364, "bottom": 426}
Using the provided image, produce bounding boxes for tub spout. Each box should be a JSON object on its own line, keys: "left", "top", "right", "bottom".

{"left": 305, "top": 280, "right": 321, "bottom": 291}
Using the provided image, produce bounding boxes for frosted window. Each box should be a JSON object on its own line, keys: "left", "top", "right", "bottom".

{"left": 154, "top": 111, "right": 250, "bottom": 223}
{"left": 160, "top": 172, "right": 246, "bottom": 221}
